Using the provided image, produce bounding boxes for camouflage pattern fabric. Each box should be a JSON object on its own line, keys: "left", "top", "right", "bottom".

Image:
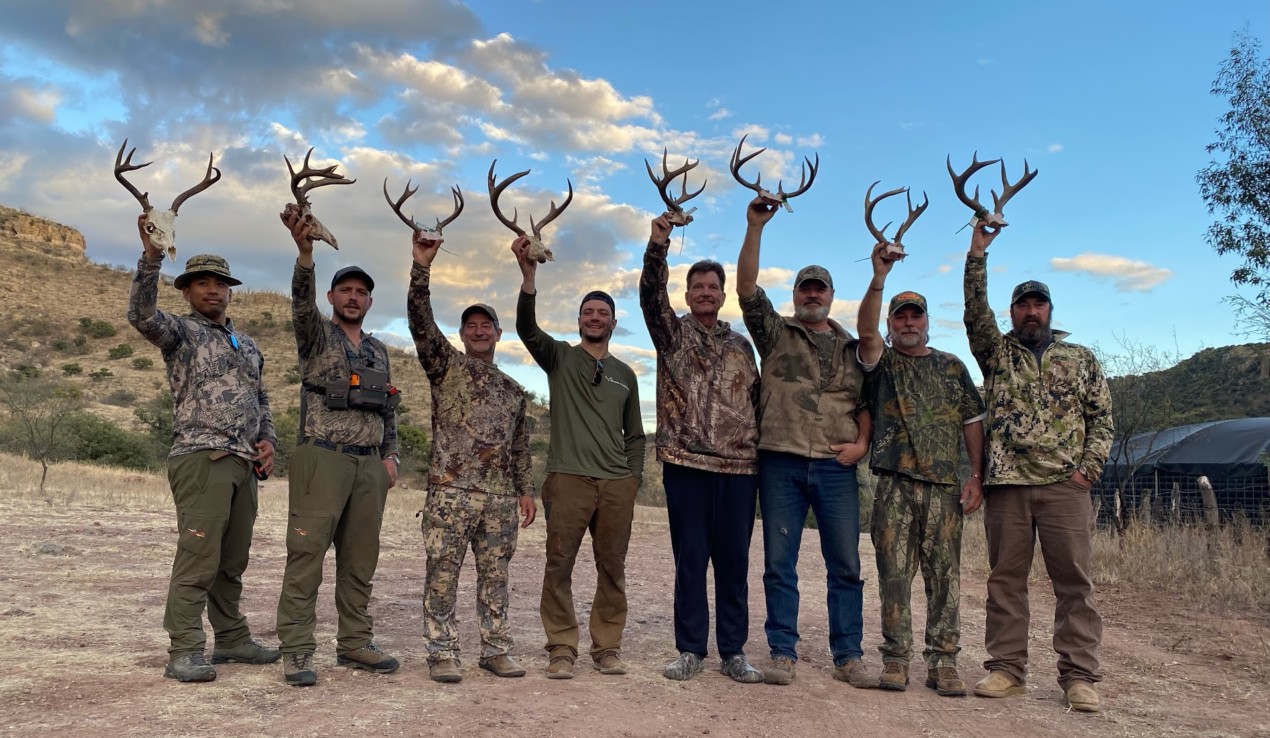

{"left": 420, "top": 485, "right": 520, "bottom": 662}
{"left": 963, "top": 255, "right": 1113, "bottom": 485}
{"left": 639, "top": 242, "right": 760, "bottom": 475}
{"left": 128, "top": 257, "right": 275, "bottom": 460}
{"left": 739, "top": 286, "right": 865, "bottom": 457}
{"left": 407, "top": 263, "right": 533, "bottom": 497}
{"left": 865, "top": 347, "right": 985, "bottom": 486}
{"left": 871, "top": 472, "right": 963, "bottom": 668}
{"left": 292, "top": 262, "right": 397, "bottom": 454}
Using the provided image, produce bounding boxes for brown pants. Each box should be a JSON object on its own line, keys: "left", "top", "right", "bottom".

{"left": 983, "top": 478, "right": 1103, "bottom": 689}
{"left": 539, "top": 472, "right": 640, "bottom": 661}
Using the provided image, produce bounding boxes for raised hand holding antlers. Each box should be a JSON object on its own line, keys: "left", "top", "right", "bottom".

{"left": 487, "top": 160, "right": 573, "bottom": 263}
{"left": 730, "top": 134, "right": 818, "bottom": 213}
{"left": 864, "top": 181, "right": 928, "bottom": 261}
{"left": 946, "top": 151, "right": 1038, "bottom": 229}
{"left": 114, "top": 139, "right": 222, "bottom": 261}
{"left": 282, "top": 147, "right": 355, "bottom": 250}
{"left": 646, "top": 148, "right": 705, "bottom": 227}
{"left": 383, "top": 178, "right": 464, "bottom": 243}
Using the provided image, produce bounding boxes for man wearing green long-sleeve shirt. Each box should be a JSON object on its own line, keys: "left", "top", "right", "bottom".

{"left": 511, "top": 236, "right": 646, "bottom": 680}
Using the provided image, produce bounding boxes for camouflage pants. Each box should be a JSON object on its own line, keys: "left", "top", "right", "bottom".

{"left": 870, "top": 471, "right": 963, "bottom": 668}
{"left": 421, "top": 485, "right": 520, "bottom": 664}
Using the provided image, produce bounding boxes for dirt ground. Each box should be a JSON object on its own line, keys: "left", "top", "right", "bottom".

{"left": 2, "top": 481, "right": 1268, "bottom": 738}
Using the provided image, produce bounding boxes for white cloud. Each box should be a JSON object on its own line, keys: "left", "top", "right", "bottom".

{"left": 708, "top": 108, "right": 731, "bottom": 121}
{"left": 1049, "top": 252, "right": 1174, "bottom": 292}
{"left": 1047, "top": 143, "right": 1064, "bottom": 153}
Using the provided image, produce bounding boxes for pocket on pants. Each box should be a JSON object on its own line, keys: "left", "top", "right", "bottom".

{"left": 286, "top": 513, "right": 331, "bottom": 555}
{"left": 176, "top": 513, "right": 225, "bottom": 556}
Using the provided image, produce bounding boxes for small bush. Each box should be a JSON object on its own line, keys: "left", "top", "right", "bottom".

{"left": 73, "top": 336, "right": 87, "bottom": 349}
{"left": 108, "top": 344, "right": 135, "bottom": 360}
{"left": 59, "top": 411, "right": 156, "bottom": 470}
{"left": 61, "top": 363, "right": 83, "bottom": 376}
{"left": 88, "top": 368, "right": 114, "bottom": 381}
{"left": 102, "top": 389, "right": 138, "bottom": 407}
{"left": 132, "top": 357, "right": 154, "bottom": 370}
{"left": 78, "top": 317, "right": 118, "bottom": 339}
{"left": 284, "top": 366, "right": 302, "bottom": 385}
{"left": 52, "top": 339, "right": 69, "bottom": 351}
{"left": 23, "top": 318, "right": 55, "bottom": 337}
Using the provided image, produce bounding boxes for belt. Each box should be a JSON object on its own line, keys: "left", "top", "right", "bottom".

{"left": 301, "top": 437, "right": 378, "bottom": 456}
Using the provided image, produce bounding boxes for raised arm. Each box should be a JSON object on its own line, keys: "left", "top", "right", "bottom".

{"left": 406, "top": 230, "right": 454, "bottom": 383}
{"left": 639, "top": 215, "right": 679, "bottom": 353}
{"left": 963, "top": 222, "right": 1003, "bottom": 369}
{"left": 857, "top": 242, "right": 897, "bottom": 366}
{"left": 127, "top": 215, "right": 184, "bottom": 353}
{"left": 512, "top": 237, "right": 560, "bottom": 371}
{"left": 736, "top": 196, "right": 778, "bottom": 299}
{"left": 285, "top": 208, "right": 326, "bottom": 359}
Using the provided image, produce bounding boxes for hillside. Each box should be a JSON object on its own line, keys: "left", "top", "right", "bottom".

{"left": 1108, "top": 342, "right": 1270, "bottom": 431}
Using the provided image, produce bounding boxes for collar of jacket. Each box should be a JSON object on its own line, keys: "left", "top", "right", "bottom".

{"left": 1004, "top": 327, "right": 1071, "bottom": 352}
{"left": 186, "top": 310, "right": 236, "bottom": 334}
{"left": 684, "top": 313, "right": 734, "bottom": 336}
{"left": 781, "top": 314, "right": 853, "bottom": 340}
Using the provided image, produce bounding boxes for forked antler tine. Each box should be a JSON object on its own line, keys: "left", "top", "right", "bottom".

{"left": 946, "top": 151, "right": 1001, "bottom": 215}
{"left": 647, "top": 149, "right": 705, "bottom": 211}
{"left": 865, "top": 181, "right": 906, "bottom": 244}
{"left": 730, "top": 134, "right": 767, "bottom": 193}
{"left": 170, "top": 152, "right": 222, "bottom": 214}
{"left": 487, "top": 160, "right": 528, "bottom": 237}
{"left": 893, "top": 189, "right": 930, "bottom": 244}
{"left": 383, "top": 177, "right": 421, "bottom": 231}
{"left": 114, "top": 139, "right": 154, "bottom": 212}
{"left": 990, "top": 159, "right": 1038, "bottom": 214}
{"left": 529, "top": 180, "right": 574, "bottom": 240}
{"left": 777, "top": 153, "right": 819, "bottom": 200}
{"left": 435, "top": 186, "right": 464, "bottom": 231}
{"left": 674, "top": 173, "right": 706, "bottom": 206}
{"left": 286, "top": 147, "right": 355, "bottom": 205}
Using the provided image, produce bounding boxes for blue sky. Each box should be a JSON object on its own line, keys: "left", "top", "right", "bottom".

{"left": 0, "top": 1, "right": 1265, "bottom": 427}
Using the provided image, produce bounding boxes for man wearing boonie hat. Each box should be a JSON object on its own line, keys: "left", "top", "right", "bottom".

{"left": 127, "top": 221, "right": 279, "bottom": 683}
{"left": 856, "top": 243, "right": 985, "bottom": 698}
{"left": 963, "top": 221, "right": 1113, "bottom": 713}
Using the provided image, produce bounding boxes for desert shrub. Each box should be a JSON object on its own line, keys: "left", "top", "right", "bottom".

{"left": 108, "top": 344, "right": 134, "bottom": 360}
{"left": 23, "top": 318, "right": 55, "bottom": 337}
{"left": 132, "top": 357, "right": 154, "bottom": 370}
{"left": 58, "top": 411, "right": 154, "bottom": 470}
{"left": 78, "top": 317, "right": 117, "bottom": 339}
{"left": 284, "top": 365, "right": 302, "bottom": 385}
{"left": 102, "top": 389, "right": 137, "bottom": 407}
{"left": 61, "top": 363, "right": 83, "bottom": 376}
{"left": 397, "top": 420, "right": 430, "bottom": 478}
{"left": 88, "top": 368, "right": 113, "bottom": 381}
{"left": 52, "top": 339, "right": 69, "bottom": 351}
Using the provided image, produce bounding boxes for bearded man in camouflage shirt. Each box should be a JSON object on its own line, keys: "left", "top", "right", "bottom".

{"left": 964, "top": 222, "right": 1113, "bottom": 713}
{"left": 407, "top": 229, "right": 537, "bottom": 684}
{"left": 857, "top": 243, "right": 986, "bottom": 698}
{"left": 639, "top": 214, "right": 763, "bottom": 685}
{"left": 127, "top": 218, "right": 280, "bottom": 683}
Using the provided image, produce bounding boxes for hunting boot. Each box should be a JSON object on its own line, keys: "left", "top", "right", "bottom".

{"left": 211, "top": 638, "right": 281, "bottom": 665}
{"left": 164, "top": 652, "right": 216, "bottom": 683}
{"left": 337, "top": 642, "right": 400, "bottom": 674}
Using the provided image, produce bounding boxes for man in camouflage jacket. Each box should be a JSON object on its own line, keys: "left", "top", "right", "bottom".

{"left": 639, "top": 214, "right": 763, "bottom": 684}
{"left": 275, "top": 208, "right": 401, "bottom": 686}
{"left": 857, "top": 243, "right": 986, "bottom": 697}
{"left": 127, "top": 218, "right": 279, "bottom": 683}
{"left": 963, "top": 222, "right": 1113, "bottom": 713}
{"left": 407, "top": 229, "right": 537, "bottom": 684}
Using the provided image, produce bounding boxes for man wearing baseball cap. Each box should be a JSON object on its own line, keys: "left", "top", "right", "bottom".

{"left": 964, "top": 222, "right": 1113, "bottom": 712}
{"left": 856, "top": 244, "right": 985, "bottom": 697}
{"left": 127, "top": 221, "right": 279, "bottom": 682}
{"left": 407, "top": 229, "right": 536, "bottom": 683}
{"left": 736, "top": 195, "right": 872, "bottom": 687}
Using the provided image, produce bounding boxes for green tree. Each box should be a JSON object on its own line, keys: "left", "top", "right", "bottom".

{"left": 0, "top": 372, "right": 83, "bottom": 494}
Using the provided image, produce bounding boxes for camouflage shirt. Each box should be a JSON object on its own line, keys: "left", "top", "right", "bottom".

{"left": 292, "top": 262, "right": 398, "bottom": 456}
{"left": 639, "top": 242, "right": 759, "bottom": 475}
{"left": 864, "top": 346, "right": 986, "bottom": 486}
{"left": 740, "top": 286, "right": 866, "bottom": 458}
{"left": 407, "top": 263, "right": 533, "bottom": 498}
{"left": 964, "top": 253, "right": 1114, "bottom": 485}
{"left": 127, "top": 256, "right": 276, "bottom": 460}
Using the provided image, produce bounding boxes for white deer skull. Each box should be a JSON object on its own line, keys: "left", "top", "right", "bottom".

{"left": 114, "top": 140, "right": 222, "bottom": 261}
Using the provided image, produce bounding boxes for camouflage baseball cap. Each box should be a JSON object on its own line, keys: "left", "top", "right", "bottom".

{"left": 888, "top": 290, "right": 927, "bottom": 316}
{"left": 461, "top": 303, "right": 500, "bottom": 329}
{"left": 1011, "top": 280, "right": 1052, "bottom": 305}
{"left": 173, "top": 254, "right": 242, "bottom": 289}
{"left": 795, "top": 264, "right": 833, "bottom": 289}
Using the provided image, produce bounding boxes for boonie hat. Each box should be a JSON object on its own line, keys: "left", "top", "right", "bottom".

{"left": 461, "top": 303, "right": 500, "bottom": 328}
{"left": 795, "top": 265, "right": 833, "bottom": 290}
{"left": 173, "top": 254, "right": 242, "bottom": 290}
{"left": 888, "top": 290, "right": 927, "bottom": 316}
{"left": 1011, "top": 280, "right": 1051, "bottom": 305}
{"left": 331, "top": 265, "right": 375, "bottom": 292}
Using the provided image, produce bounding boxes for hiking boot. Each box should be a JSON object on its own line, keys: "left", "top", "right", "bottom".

{"left": 211, "top": 638, "right": 281, "bottom": 665}
{"left": 833, "top": 658, "right": 878, "bottom": 689}
{"left": 593, "top": 651, "right": 627, "bottom": 675}
{"left": 164, "top": 652, "right": 216, "bottom": 683}
{"left": 545, "top": 655, "right": 575, "bottom": 680}
{"left": 663, "top": 652, "right": 704, "bottom": 681}
{"left": 429, "top": 658, "right": 462, "bottom": 683}
{"left": 283, "top": 652, "right": 317, "bottom": 687}
{"left": 763, "top": 656, "right": 796, "bottom": 685}
{"left": 479, "top": 654, "right": 526, "bottom": 678}
{"left": 974, "top": 670, "right": 1026, "bottom": 698}
{"left": 926, "top": 666, "right": 967, "bottom": 697}
{"left": 1065, "top": 681, "right": 1101, "bottom": 713}
{"left": 337, "top": 642, "right": 400, "bottom": 674}
{"left": 720, "top": 654, "right": 763, "bottom": 684}
{"left": 877, "top": 661, "right": 909, "bottom": 691}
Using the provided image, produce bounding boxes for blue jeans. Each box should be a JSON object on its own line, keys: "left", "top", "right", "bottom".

{"left": 759, "top": 450, "right": 864, "bottom": 665}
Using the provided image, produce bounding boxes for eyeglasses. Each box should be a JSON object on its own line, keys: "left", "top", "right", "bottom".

{"left": 591, "top": 359, "right": 605, "bottom": 386}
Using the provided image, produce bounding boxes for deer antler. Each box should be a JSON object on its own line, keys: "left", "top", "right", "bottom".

{"left": 487, "top": 160, "right": 572, "bottom": 263}
{"left": 114, "top": 139, "right": 154, "bottom": 212}
{"left": 946, "top": 152, "right": 1000, "bottom": 219}
{"left": 646, "top": 148, "right": 705, "bottom": 226}
{"left": 864, "top": 181, "right": 906, "bottom": 245}
{"left": 865, "top": 181, "right": 928, "bottom": 259}
{"left": 990, "top": 160, "right": 1038, "bottom": 223}
{"left": 170, "top": 153, "right": 221, "bottom": 214}
{"left": 383, "top": 178, "right": 464, "bottom": 237}
{"left": 286, "top": 147, "right": 355, "bottom": 208}
{"left": 114, "top": 139, "right": 221, "bottom": 262}
{"left": 730, "top": 134, "right": 818, "bottom": 211}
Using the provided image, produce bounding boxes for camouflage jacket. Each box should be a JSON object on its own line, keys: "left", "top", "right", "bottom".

{"left": 740, "top": 286, "right": 866, "bottom": 458}
{"left": 639, "top": 241, "right": 759, "bottom": 475}
{"left": 963, "top": 254, "right": 1113, "bottom": 485}
{"left": 864, "top": 346, "right": 986, "bottom": 487}
{"left": 292, "top": 262, "right": 398, "bottom": 456}
{"left": 128, "top": 256, "right": 275, "bottom": 460}
{"left": 407, "top": 263, "right": 533, "bottom": 498}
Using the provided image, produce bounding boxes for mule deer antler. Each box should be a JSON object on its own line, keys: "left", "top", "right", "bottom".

{"left": 947, "top": 152, "right": 1037, "bottom": 227}
{"left": 283, "top": 147, "right": 355, "bottom": 249}
{"left": 382, "top": 178, "right": 463, "bottom": 241}
{"left": 865, "top": 181, "right": 928, "bottom": 259}
{"left": 730, "top": 134, "right": 818, "bottom": 212}
{"left": 645, "top": 148, "right": 705, "bottom": 226}
{"left": 989, "top": 160, "right": 1038, "bottom": 225}
{"left": 487, "top": 160, "right": 573, "bottom": 263}
{"left": 114, "top": 139, "right": 221, "bottom": 261}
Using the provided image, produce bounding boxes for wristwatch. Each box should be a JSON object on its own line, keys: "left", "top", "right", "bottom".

{"left": 386, "top": 453, "right": 401, "bottom": 466}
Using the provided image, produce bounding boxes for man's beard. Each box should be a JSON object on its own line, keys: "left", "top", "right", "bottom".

{"left": 334, "top": 305, "right": 365, "bottom": 326}
{"left": 579, "top": 325, "right": 613, "bottom": 344}
{"left": 795, "top": 303, "right": 830, "bottom": 323}
{"left": 891, "top": 331, "right": 928, "bottom": 350}
{"left": 1015, "top": 317, "right": 1051, "bottom": 345}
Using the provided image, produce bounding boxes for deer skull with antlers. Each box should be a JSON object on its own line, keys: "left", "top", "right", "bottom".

{"left": 865, "top": 181, "right": 928, "bottom": 261}
{"left": 730, "top": 134, "right": 818, "bottom": 213}
{"left": 646, "top": 148, "right": 705, "bottom": 227}
{"left": 282, "top": 148, "right": 356, "bottom": 249}
{"left": 487, "top": 160, "right": 573, "bottom": 263}
{"left": 946, "top": 152, "right": 1038, "bottom": 228}
{"left": 383, "top": 178, "right": 464, "bottom": 243}
{"left": 114, "top": 139, "right": 222, "bottom": 261}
